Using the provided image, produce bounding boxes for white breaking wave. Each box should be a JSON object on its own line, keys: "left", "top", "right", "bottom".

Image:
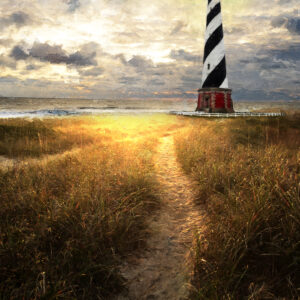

{"left": 0, "top": 108, "right": 174, "bottom": 119}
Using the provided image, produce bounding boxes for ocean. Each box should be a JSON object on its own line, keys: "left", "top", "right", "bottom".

{"left": 0, "top": 97, "right": 299, "bottom": 118}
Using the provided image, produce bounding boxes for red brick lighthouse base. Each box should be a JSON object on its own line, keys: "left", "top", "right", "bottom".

{"left": 196, "top": 88, "right": 234, "bottom": 113}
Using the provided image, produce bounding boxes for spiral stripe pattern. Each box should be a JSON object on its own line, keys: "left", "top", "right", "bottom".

{"left": 202, "top": 0, "right": 228, "bottom": 88}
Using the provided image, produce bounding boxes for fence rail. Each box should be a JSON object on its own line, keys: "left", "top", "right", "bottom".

{"left": 169, "top": 111, "right": 284, "bottom": 118}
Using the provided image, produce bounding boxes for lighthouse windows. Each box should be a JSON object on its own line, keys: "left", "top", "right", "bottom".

{"left": 208, "top": 64, "right": 210, "bottom": 70}
{"left": 204, "top": 95, "right": 210, "bottom": 108}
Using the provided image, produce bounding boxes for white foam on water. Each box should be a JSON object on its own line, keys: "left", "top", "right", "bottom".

{"left": 0, "top": 108, "right": 172, "bottom": 118}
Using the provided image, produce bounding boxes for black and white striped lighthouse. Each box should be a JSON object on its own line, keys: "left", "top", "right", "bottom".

{"left": 196, "top": 0, "right": 234, "bottom": 113}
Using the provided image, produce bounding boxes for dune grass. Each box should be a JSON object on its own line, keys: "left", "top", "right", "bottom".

{"left": 0, "top": 114, "right": 181, "bottom": 299}
{"left": 174, "top": 115, "right": 300, "bottom": 299}
{"left": 2, "top": 113, "right": 298, "bottom": 299}
{"left": 0, "top": 115, "right": 182, "bottom": 159}
{"left": 0, "top": 118, "right": 95, "bottom": 158}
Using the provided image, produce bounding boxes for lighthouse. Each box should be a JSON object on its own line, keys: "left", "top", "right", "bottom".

{"left": 196, "top": 0, "right": 234, "bottom": 113}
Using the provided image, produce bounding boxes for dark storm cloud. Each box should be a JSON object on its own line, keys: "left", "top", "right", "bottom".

{"left": 170, "top": 49, "right": 201, "bottom": 62}
{"left": 271, "top": 16, "right": 286, "bottom": 27}
{"left": 238, "top": 42, "right": 300, "bottom": 67}
{"left": 240, "top": 56, "right": 288, "bottom": 70}
{"left": 147, "top": 78, "right": 165, "bottom": 86}
{"left": 67, "top": 0, "right": 81, "bottom": 12}
{"left": 181, "top": 68, "right": 202, "bottom": 89}
{"left": 181, "top": 75, "right": 200, "bottom": 84}
{"left": 170, "top": 21, "right": 186, "bottom": 35}
{"left": 127, "top": 55, "right": 154, "bottom": 71}
{"left": 10, "top": 42, "right": 97, "bottom": 66}
{"left": 152, "top": 69, "right": 173, "bottom": 76}
{"left": 10, "top": 46, "right": 29, "bottom": 60}
{"left": 239, "top": 59, "right": 251, "bottom": 64}
{"left": 276, "top": 0, "right": 294, "bottom": 4}
{"left": 26, "top": 64, "right": 41, "bottom": 71}
{"left": 271, "top": 16, "right": 300, "bottom": 34}
{"left": 80, "top": 67, "right": 104, "bottom": 76}
{"left": 261, "top": 62, "right": 287, "bottom": 70}
{"left": 0, "top": 12, "right": 32, "bottom": 28}
{"left": 0, "top": 76, "right": 18, "bottom": 84}
{"left": 10, "top": 12, "right": 30, "bottom": 25}
{"left": 119, "top": 76, "right": 140, "bottom": 85}
{"left": 234, "top": 88, "right": 296, "bottom": 101}
{"left": 67, "top": 51, "right": 96, "bottom": 66}
{"left": 286, "top": 18, "right": 300, "bottom": 34}
{"left": 29, "top": 43, "right": 68, "bottom": 64}
{"left": 114, "top": 56, "right": 201, "bottom": 96}
{"left": 270, "top": 43, "right": 300, "bottom": 61}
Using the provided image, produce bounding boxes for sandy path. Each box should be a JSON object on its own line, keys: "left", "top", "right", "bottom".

{"left": 117, "top": 134, "right": 205, "bottom": 300}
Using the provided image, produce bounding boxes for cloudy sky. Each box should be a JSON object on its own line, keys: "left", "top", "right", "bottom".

{"left": 0, "top": 0, "right": 299, "bottom": 101}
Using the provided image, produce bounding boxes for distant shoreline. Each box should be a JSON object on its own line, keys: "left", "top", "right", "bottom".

{"left": 0, "top": 97, "right": 299, "bottom": 119}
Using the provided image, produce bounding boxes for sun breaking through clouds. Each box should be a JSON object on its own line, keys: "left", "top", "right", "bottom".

{"left": 0, "top": 0, "right": 299, "bottom": 101}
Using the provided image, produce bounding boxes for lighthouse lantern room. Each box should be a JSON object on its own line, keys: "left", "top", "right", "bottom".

{"left": 196, "top": 0, "right": 234, "bottom": 113}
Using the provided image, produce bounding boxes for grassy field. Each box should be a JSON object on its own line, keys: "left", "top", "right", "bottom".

{"left": 0, "top": 115, "right": 182, "bottom": 299}
{"left": 174, "top": 115, "right": 300, "bottom": 299}
{"left": 1, "top": 113, "right": 299, "bottom": 299}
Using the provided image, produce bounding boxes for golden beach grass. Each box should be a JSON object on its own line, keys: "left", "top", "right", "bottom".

{"left": 0, "top": 114, "right": 182, "bottom": 299}
{"left": 174, "top": 115, "right": 300, "bottom": 299}
{"left": 1, "top": 113, "right": 299, "bottom": 299}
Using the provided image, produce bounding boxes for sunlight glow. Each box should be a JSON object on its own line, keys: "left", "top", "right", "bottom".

{"left": 237, "top": 39, "right": 249, "bottom": 44}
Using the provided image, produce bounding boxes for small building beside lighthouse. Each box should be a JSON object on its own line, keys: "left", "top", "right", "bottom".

{"left": 196, "top": 0, "right": 234, "bottom": 113}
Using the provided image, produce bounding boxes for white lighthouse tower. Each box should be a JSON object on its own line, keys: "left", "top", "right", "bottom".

{"left": 196, "top": 0, "right": 234, "bottom": 113}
